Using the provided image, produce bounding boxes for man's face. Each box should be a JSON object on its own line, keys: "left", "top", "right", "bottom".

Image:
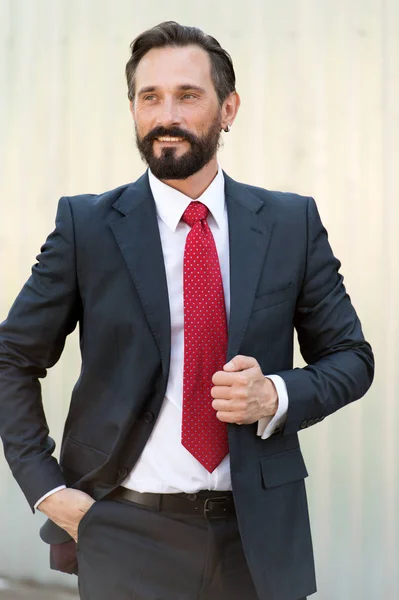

{"left": 132, "top": 45, "right": 222, "bottom": 180}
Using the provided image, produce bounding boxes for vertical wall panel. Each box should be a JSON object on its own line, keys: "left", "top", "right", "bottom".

{"left": 0, "top": 0, "right": 397, "bottom": 596}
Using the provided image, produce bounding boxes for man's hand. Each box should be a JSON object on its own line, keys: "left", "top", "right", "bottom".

{"left": 37, "top": 488, "right": 96, "bottom": 542}
{"left": 211, "top": 355, "right": 278, "bottom": 425}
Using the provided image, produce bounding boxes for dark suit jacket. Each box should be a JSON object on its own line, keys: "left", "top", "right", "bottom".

{"left": 0, "top": 172, "right": 374, "bottom": 600}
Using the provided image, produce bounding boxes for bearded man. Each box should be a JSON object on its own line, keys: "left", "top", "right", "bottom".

{"left": 0, "top": 21, "right": 373, "bottom": 600}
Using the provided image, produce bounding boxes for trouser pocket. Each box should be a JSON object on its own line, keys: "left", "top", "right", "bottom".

{"left": 77, "top": 501, "right": 98, "bottom": 545}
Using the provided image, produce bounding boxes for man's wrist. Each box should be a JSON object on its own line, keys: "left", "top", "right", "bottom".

{"left": 257, "top": 375, "right": 289, "bottom": 439}
{"left": 262, "top": 377, "right": 278, "bottom": 417}
{"left": 35, "top": 485, "right": 67, "bottom": 511}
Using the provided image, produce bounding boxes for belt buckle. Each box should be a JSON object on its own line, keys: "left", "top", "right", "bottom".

{"left": 203, "top": 496, "right": 230, "bottom": 519}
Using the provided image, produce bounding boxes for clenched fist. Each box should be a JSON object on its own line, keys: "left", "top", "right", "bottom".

{"left": 211, "top": 355, "right": 278, "bottom": 425}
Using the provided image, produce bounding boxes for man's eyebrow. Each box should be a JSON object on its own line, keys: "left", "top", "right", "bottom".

{"left": 137, "top": 84, "right": 206, "bottom": 96}
{"left": 177, "top": 85, "right": 206, "bottom": 93}
{"left": 137, "top": 86, "right": 157, "bottom": 96}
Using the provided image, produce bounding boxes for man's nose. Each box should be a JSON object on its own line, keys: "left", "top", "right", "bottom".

{"left": 157, "top": 98, "right": 181, "bottom": 128}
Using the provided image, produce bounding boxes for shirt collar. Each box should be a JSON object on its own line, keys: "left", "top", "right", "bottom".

{"left": 148, "top": 165, "right": 225, "bottom": 232}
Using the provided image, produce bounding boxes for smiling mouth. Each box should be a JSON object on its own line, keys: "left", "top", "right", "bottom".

{"left": 155, "top": 136, "right": 186, "bottom": 143}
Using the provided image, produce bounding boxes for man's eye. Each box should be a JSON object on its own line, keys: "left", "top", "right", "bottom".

{"left": 143, "top": 95, "right": 156, "bottom": 101}
{"left": 182, "top": 93, "right": 196, "bottom": 100}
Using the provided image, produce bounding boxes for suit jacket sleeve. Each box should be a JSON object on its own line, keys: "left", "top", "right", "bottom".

{"left": 0, "top": 197, "right": 80, "bottom": 510}
{"left": 277, "top": 197, "right": 374, "bottom": 434}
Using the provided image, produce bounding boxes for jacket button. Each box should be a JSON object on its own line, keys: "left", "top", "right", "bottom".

{"left": 308, "top": 419, "right": 315, "bottom": 426}
{"left": 143, "top": 411, "right": 154, "bottom": 423}
{"left": 117, "top": 467, "right": 129, "bottom": 480}
{"left": 300, "top": 420, "right": 308, "bottom": 429}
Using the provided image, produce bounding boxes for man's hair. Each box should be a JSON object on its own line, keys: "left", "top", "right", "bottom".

{"left": 125, "top": 21, "right": 236, "bottom": 105}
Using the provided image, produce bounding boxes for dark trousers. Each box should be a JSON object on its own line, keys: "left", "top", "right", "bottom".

{"left": 76, "top": 496, "right": 260, "bottom": 600}
{"left": 77, "top": 497, "right": 308, "bottom": 600}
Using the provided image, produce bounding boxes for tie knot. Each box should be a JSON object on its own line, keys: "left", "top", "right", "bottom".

{"left": 182, "top": 202, "right": 209, "bottom": 227}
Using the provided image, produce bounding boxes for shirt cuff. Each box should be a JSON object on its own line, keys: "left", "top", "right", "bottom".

{"left": 257, "top": 375, "right": 289, "bottom": 439}
{"left": 34, "top": 485, "right": 67, "bottom": 510}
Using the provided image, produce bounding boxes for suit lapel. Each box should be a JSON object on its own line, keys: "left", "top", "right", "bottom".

{"left": 110, "top": 173, "right": 171, "bottom": 378}
{"left": 224, "top": 173, "right": 274, "bottom": 360}
{"left": 109, "top": 170, "right": 273, "bottom": 375}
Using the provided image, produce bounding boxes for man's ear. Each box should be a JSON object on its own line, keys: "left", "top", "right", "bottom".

{"left": 221, "top": 91, "right": 240, "bottom": 132}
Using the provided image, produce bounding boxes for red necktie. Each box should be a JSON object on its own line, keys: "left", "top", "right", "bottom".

{"left": 181, "top": 201, "right": 229, "bottom": 472}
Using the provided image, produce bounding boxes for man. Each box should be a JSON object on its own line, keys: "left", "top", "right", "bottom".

{"left": 0, "top": 21, "right": 373, "bottom": 600}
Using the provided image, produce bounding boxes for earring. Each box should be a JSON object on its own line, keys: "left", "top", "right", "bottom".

{"left": 224, "top": 125, "right": 231, "bottom": 133}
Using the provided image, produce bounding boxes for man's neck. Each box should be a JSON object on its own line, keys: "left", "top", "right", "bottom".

{"left": 159, "top": 158, "right": 219, "bottom": 199}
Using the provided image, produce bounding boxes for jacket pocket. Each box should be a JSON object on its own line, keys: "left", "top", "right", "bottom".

{"left": 61, "top": 437, "right": 109, "bottom": 475}
{"left": 260, "top": 447, "right": 308, "bottom": 489}
{"left": 252, "top": 283, "right": 294, "bottom": 312}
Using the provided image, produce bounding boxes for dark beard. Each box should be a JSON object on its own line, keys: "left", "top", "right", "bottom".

{"left": 135, "top": 116, "right": 222, "bottom": 180}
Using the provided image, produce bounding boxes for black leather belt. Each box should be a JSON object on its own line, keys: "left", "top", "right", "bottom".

{"left": 113, "top": 487, "right": 235, "bottom": 519}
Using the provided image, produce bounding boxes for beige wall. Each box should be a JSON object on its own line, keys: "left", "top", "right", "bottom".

{"left": 0, "top": 0, "right": 398, "bottom": 597}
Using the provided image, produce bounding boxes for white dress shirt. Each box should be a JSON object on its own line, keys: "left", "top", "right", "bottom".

{"left": 35, "top": 167, "right": 289, "bottom": 507}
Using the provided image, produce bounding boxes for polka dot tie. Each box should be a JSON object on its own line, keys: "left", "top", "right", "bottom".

{"left": 181, "top": 201, "right": 229, "bottom": 472}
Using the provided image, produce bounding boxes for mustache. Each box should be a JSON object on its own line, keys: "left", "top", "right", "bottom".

{"left": 142, "top": 126, "right": 198, "bottom": 145}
